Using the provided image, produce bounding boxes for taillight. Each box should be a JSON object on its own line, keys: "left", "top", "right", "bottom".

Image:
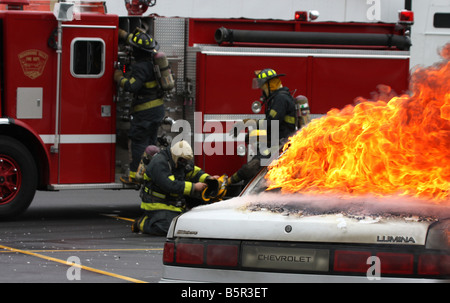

{"left": 163, "top": 240, "right": 240, "bottom": 268}
{"left": 176, "top": 243, "right": 204, "bottom": 265}
{"left": 334, "top": 249, "right": 449, "bottom": 278}
{"left": 162, "top": 242, "right": 174, "bottom": 264}
{"left": 334, "top": 250, "right": 371, "bottom": 273}
{"left": 164, "top": 240, "right": 449, "bottom": 279}
{"left": 418, "top": 254, "right": 450, "bottom": 276}
{"left": 207, "top": 245, "right": 239, "bottom": 267}
{"left": 377, "top": 252, "right": 414, "bottom": 275}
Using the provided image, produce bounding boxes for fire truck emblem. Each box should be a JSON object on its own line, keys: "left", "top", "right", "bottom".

{"left": 18, "top": 49, "right": 48, "bottom": 80}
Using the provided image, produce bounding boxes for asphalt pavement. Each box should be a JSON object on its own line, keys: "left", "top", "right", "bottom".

{"left": 0, "top": 188, "right": 166, "bottom": 283}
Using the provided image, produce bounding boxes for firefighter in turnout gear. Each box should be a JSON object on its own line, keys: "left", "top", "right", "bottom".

{"left": 132, "top": 141, "right": 218, "bottom": 235}
{"left": 114, "top": 29, "right": 165, "bottom": 184}
{"left": 253, "top": 68, "right": 297, "bottom": 141}
{"left": 228, "top": 68, "right": 297, "bottom": 185}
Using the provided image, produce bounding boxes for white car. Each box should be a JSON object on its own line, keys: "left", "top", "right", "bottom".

{"left": 161, "top": 168, "right": 449, "bottom": 283}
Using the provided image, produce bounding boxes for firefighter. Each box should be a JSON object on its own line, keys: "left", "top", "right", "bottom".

{"left": 114, "top": 29, "right": 165, "bottom": 184}
{"left": 228, "top": 68, "right": 297, "bottom": 185}
{"left": 135, "top": 144, "right": 161, "bottom": 183}
{"left": 132, "top": 140, "right": 218, "bottom": 235}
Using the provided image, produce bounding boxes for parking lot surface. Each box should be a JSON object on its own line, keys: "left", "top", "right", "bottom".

{"left": 0, "top": 189, "right": 165, "bottom": 283}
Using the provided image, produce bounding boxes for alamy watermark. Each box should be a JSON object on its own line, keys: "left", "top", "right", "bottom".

{"left": 66, "top": 256, "right": 82, "bottom": 281}
{"left": 367, "top": 256, "right": 381, "bottom": 280}
{"left": 170, "top": 112, "right": 280, "bottom": 166}
{"left": 366, "top": 0, "right": 381, "bottom": 21}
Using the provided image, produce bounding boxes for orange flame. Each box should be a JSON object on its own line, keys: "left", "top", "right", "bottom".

{"left": 266, "top": 43, "right": 450, "bottom": 203}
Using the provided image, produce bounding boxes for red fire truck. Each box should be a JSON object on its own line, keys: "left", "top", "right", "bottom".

{"left": 0, "top": 0, "right": 412, "bottom": 218}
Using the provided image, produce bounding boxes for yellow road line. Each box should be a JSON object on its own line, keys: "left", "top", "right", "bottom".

{"left": 0, "top": 244, "right": 148, "bottom": 283}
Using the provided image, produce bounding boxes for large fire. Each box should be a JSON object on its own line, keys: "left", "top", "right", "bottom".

{"left": 266, "top": 44, "right": 450, "bottom": 203}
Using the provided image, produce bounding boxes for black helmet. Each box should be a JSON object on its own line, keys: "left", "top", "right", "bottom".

{"left": 128, "top": 29, "right": 159, "bottom": 52}
{"left": 252, "top": 68, "right": 285, "bottom": 89}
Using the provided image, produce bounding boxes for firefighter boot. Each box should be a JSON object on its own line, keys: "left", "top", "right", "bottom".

{"left": 131, "top": 215, "right": 147, "bottom": 233}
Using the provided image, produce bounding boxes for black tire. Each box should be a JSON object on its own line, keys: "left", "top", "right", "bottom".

{"left": 0, "top": 135, "right": 38, "bottom": 219}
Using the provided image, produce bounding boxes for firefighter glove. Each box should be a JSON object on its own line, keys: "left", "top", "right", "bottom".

{"left": 201, "top": 175, "right": 228, "bottom": 203}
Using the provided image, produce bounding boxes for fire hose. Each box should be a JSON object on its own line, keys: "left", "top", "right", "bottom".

{"left": 215, "top": 27, "right": 411, "bottom": 50}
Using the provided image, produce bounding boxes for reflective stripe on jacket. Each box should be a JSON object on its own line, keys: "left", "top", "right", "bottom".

{"left": 119, "top": 59, "right": 163, "bottom": 110}
{"left": 265, "top": 87, "right": 296, "bottom": 141}
{"left": 140, "top": 149, "right": 209, "bottom": 212}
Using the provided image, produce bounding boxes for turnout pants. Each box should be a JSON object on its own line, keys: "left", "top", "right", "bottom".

{"left": 128, "top": 105, "right": 165, "bottom": 173}
{"left": 137, "top": 210, "right": 180, "bottom": 236}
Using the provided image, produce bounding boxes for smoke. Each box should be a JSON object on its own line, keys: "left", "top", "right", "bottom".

{"left": 224, "top": 192, "right": 450, "bottom": 220}
{"left": 440, "top": 43, "right": 450, "bottom": 61}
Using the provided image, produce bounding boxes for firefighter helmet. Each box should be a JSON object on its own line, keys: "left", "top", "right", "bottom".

{"left": 129, "top": 29, "right": 159, "bottom": 52}
{"left": 170, "top": 140, "right": 193, "bottom": 167}
{"left": 252, "top": 68, "right": 285, "bottom": 89}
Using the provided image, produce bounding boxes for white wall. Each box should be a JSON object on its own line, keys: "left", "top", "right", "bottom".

{"left": 104, "top": 0, "right": 450, "bottom": 67}
{"left": 410, "top": 0, "right": 450, "bottom": 68}
{"left": 104, "top": 0, "right": 403, "bottom": 22}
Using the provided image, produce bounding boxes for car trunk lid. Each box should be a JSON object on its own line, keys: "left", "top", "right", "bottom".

{"left": 171, "top": 193, "right": 447, "bottom": 246}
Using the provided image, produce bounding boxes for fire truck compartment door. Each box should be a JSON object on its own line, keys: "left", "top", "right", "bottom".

{"left": 16, "top": 87, "right": 43, "bottom": 119}
{"left": 57, "top": 24, "right": 116, "bottom": 184}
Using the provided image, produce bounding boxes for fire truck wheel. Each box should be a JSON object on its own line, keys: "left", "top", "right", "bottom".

{"left": 0, "top": 135, "right": 38, "bottom": 219}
